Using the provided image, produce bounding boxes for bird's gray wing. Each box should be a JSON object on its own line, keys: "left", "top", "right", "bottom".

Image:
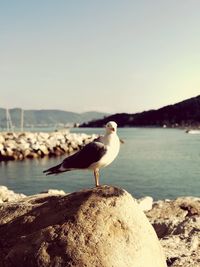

{"left": 93, "top": 135, "right": 103, "bottom": 142}
{"left": 61, "top": 141, "right": 107, "bottom": 169}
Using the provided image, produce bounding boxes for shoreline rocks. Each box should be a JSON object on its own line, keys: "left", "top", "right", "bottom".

{"left": 0, "top": 186, "right": 199, "bottom": 266}
{"left": 0, "top": 186, "right": 166, "bottom": 267}
{"left": 146, "top": 197, "right": 200, "bottom": 267}
{"left": 0, "top": 131, "right": 96, "bottom": 161}
{"left": 0, "top": 186, "right": 26, "bottom": 203}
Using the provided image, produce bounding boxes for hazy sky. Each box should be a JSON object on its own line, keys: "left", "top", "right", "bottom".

{"left": 0, "top": 0, "right": 199, "bottom": 113}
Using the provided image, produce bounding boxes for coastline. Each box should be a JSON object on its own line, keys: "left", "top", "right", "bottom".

{"left": 0, "top": 185, "right": 199, "bottom": 267}
{"left": 0, "top": 126, "right": 195, "bottom": 162}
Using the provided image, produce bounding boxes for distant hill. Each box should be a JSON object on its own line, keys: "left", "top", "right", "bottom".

{"left": 0, "top": 109, "right": 108, "bottom": 129}
{"left": 80, "top": 95, "right": 200, "bottom": 128}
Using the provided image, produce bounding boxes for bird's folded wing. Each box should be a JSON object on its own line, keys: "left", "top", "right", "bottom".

{"left": 61, "top": 142, "right": 107, "bottom": 169}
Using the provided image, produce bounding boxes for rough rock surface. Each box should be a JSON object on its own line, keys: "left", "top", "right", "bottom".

{"left": 0, "top": 186, "right": 26, "bottom": 203}
{"left": 137, "top": 196, "right": 153, "bottom": 212}
{"left": 0, "top": 186, "right": 67, "bottom": 204}
{"left": 0, "top": 186, "right": 166, "bottom": 267}
{"left": 146, "top": 197, "right": 200, "bottom": 267}
{"left": 40, "top": 189, "right": 66, "bottom": 195}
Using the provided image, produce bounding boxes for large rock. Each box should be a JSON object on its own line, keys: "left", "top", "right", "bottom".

{"left": 146, "top": 197, "right": 200, "bottom": 267}
{"left": 0, "top": 186, "right": 166, "bottom": 267}
{"left": 0, "top": 186, "right": 26, "bottom": 203}
{"left": 137, "top": 196, "right": 153, "bottom": 212}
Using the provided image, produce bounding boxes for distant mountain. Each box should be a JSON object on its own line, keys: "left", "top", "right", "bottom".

{"left": 80, "top": 95, "right": 200, "bottom": 128}
{"left": 0, "top": 109, "right": 108, "bottom": 129}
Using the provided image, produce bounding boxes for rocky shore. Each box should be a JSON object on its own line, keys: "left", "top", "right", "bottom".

{"left": 0, "top": 186, "right": 166, "bottom": 267}
{"left": 146, "top": 197, "right": 200, "bottom": 267}
{"left": 0, "top": 131, "right": 96, "bottom": 161}
{"left": 0, "top": 186, "right": 199, "bottom": 266}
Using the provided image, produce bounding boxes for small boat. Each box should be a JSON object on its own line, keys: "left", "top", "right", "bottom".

{"left": 186, "top": 129, "right": 200, "bottom": 134}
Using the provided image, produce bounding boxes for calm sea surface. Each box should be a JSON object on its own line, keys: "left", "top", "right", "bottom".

{"left": 0, "top": 128, "right": 199, "bottom": 200}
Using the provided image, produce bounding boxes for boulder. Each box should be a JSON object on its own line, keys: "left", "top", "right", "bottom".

{"left": 137, "top": 196, "right": 153, "bottom": 211}
{"left": 146, "top": 197, "right": 200, "bottom": 267}
{"left": 22, "top": 149, "right": 31, "bottom": 158}
{"left": 0, "top": 186, "right": 166, "bottom": 267}
{"left": 0, "top": 135, "right": 5, "bottom": 143}
{"left": 17, "top": 142, "right": 30, "bottom": 151}
{"left": 0, "top": 143, "right": 4, "bottom": 151}
{"left": 4, "top": 147, "right": 14, "bottom": 157}
{"left": 31, "top": 142, "right": 41, "bottom": 151}
{"left": 46, "top": 136, "right": 58, "bottom": 148}
{"left": 39, "top": 145, "right": 49, "bottom": 155}
{"left": 38, "top": 133, "right": 50, "bottom": 140}
{"left": 0, "top": 186, "right": 26, "bottom": 203}
{"left": 60, "top": 143, "right": 69, "bottom": 152}
{"left": 4, "top": 140, "right": 16, "bottom": 150}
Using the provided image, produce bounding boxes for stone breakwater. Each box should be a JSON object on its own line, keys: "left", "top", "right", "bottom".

{"left": 0, "top": 131, "right": 96, "bottom": 161}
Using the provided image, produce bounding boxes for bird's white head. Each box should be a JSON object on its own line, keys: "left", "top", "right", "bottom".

{"left": 105, "top": 121, "right": 118, "bottom": 134}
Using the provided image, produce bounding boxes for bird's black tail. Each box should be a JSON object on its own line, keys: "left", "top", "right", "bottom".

{"left": 43, "top": 163, "right": 63, "bottom": 176}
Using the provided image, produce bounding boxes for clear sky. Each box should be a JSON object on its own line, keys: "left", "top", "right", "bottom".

{"left": 0, "top": 0, "right": 199, "bottom": 113}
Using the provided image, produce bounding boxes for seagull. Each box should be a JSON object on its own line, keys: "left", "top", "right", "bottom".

{"left": 43, "top": 121, "right": 120, "bottom": 187}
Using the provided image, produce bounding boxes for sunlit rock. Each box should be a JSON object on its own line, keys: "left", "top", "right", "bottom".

{"left": 0, "top": 186, "right": 166, "bottom": 267}
{"left": 137, "top": 196, "right": 153, "bottom": 211}
{"left": 0, "top": 186, "right": 26, "bottom": 203}
{"left": 146, "top": 197, "right": 200, "bottom": 267}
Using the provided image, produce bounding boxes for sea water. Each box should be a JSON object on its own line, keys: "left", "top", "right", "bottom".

{"left": 0, "top": 128, "right": 199, "bottom": 200}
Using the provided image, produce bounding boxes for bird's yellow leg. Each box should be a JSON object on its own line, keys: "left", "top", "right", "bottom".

{"left": 94, "top": 169, "right": 100, "bottom": 187}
